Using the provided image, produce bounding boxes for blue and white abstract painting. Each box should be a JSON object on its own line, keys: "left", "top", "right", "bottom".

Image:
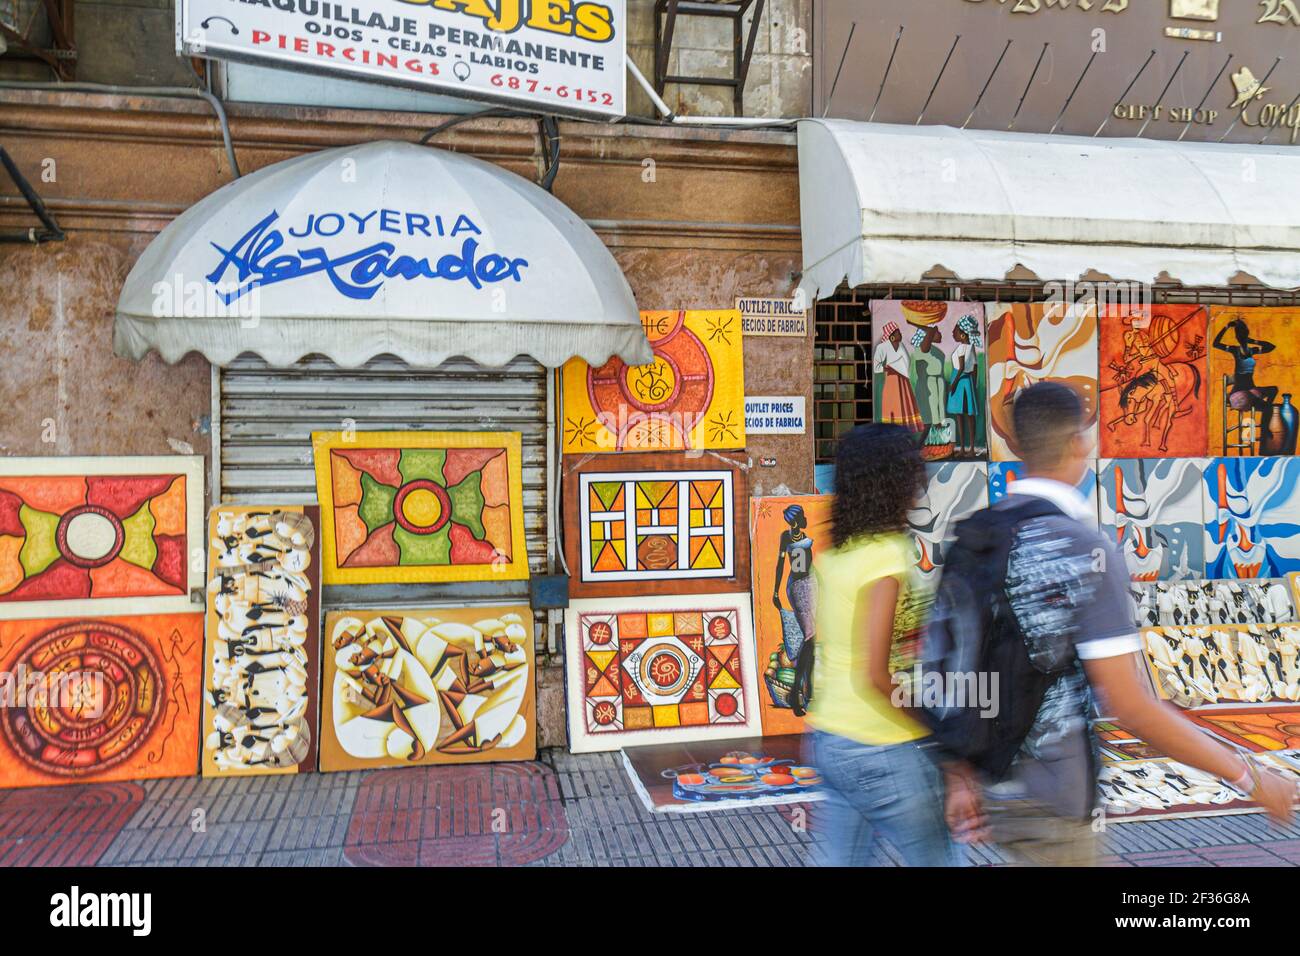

{"left": 1203, "top": 457, "right": 1300, "bottom": 579}
{"left": 1099, "top": 459, "right": 1206, "bottom": 583}
{"left": 908, "top": 462, "right": 988, "bottom": 588}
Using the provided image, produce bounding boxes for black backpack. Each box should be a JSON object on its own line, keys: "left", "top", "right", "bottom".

{"left": 916, "top": 496, "right": 1087, "bottom": 780}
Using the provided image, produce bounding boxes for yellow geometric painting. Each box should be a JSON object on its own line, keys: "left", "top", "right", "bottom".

{"left": 311, "top": 431, "right": 529, "bottom": 585}
{"left": 560, "top": 309, "right": 746, "bottom": 453}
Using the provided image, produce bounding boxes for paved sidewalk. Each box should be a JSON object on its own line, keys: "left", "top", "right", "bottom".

{"left": 1, "top": 750, "right": 1298, "bottom": 867}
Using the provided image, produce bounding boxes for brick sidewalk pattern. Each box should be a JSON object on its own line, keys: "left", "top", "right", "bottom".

{"left": 1, "top": 751, "right": 1298, "bottom": 866}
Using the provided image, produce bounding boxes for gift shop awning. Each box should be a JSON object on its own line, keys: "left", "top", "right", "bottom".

{"left": 796, "top": 118, "right": 1300, "bottom": 298}
{"left": 114, "top": 140, "right": 650, "bottom": 369}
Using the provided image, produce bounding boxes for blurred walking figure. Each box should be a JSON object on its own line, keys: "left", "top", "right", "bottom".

{"left": 805, "top": 424, "right": 955, "bottom": 866}
{"left": 928, "top": 382, "right": 1296, "bottom": 866}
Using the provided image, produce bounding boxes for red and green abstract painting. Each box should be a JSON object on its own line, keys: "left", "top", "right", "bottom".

{"left": 0, "top": 458, "right": 204, "bottom": 618}
{"left": 313, "top": 431, "right": 530, "bottom": 584}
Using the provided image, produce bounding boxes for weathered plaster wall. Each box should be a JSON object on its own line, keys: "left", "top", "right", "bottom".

{"left": 0, "top": 238, "right": 212, "bottom": 459}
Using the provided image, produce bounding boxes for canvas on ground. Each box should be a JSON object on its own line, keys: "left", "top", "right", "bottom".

{"left": 564, "top": 592, "right": 761, "bottom": 753}
{"left": 621, "top": 734, "right": 824, "bottom": 813}
{"left": 0, "top": 612, "right": 203, "bottom": 788}
{"left": 1191, "top": 709, "right": 1300, "bottom": 753}
{"left": 319, "top": 606, "right": 535, "bottom": 771}
{"left": 202, "top": 505, "right": 322, "bottom": 776}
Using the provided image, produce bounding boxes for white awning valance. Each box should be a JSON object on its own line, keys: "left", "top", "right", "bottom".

{"left": 796, "top": 119, "right": 1300, "bottom": 299}
{"left": 114, "top": 140, "right": 651, "bottom": 369}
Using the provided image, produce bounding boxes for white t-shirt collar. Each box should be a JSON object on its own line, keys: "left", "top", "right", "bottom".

{"left": 1007, "top": 475, "right": 1093, "bottom": 524}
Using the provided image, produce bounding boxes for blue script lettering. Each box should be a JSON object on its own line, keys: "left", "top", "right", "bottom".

{"left": 206, "top": 210, "right": 528, "bottom": 302}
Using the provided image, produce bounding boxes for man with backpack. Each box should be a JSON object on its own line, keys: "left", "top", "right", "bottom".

{"left": 925, "top": 382, "right": 1295, "bottom": 865}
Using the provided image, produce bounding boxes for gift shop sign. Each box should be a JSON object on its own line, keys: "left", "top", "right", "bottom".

{"left": 177, "top": 0, "right": 627, "bottom": 119}
{"left": 744, "top": 397, "right": 806, "bottom": 435}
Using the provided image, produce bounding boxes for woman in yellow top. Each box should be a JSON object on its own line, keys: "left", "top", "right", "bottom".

{"left": 806, "top": 424, "right": 957, "bottom": 866}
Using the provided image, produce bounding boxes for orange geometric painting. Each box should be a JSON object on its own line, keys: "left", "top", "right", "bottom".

{"left": 312, "top": 431, "right": 529, "bottom": 585}
{"left": 1192, "top": 710, "right": 1300, "bottom": 753}
{"left": 0, "top": 456, "right": 205, "bottom": 619}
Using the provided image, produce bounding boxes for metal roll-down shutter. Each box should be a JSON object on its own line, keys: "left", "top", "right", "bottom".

{"left": 214, "top": 354, "right": 550, "bottom": 620}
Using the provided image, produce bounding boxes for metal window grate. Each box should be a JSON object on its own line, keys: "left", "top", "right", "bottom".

{"left": 812, "top": 281, "right": 1300, "bottom": 464}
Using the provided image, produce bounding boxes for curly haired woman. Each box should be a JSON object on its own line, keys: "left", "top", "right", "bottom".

{"left": 805, "top": 424, "right": 959, "bottom": 866}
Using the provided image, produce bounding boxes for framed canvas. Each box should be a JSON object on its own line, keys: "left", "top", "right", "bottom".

{"left": 870, "top": 300, "right": 987, "bottom": 460}
{"left": 202, "top": 505, "right": 322, "bottom": 776}
{"left": 1093, "top": 720, "right": 1169, "bottom": 762}
{"left": 986, "top": 302, "right": 1099, "bottom": 461}
{"left": 563, "top": 451, "right": 749, "bottom": 597}
{"left": 1099, "top": 458, "right": 1206, "bottom": 582}
{"left": 1207, "top": 307, "right": 1300, "bottom": 457}
{"left": 312, "top": 431, "right": 529, "bottom": 585}
{"left": 564, "top": 593, "right": 762, "bottom": 754}
{"left": 908, "top": 462, "right": 987, "bottom": 589}
{"left": 1142, "top": 624, "right": 1300, "bottom": 708}
{"left": 1099, "top": 752, "right": 1300, "bottom": 823}
{"left": 1203, "top": 456, "right": 1300, "bottom": 579}
{"left": 561, "top": 309, "right": 746, "bottom": 453}
{"left": 1098, "top": 304, "right": 1208, "bottom": 459}
{"left": 0, "top": 612, "right": 203, "bottom": 788}
{"left": 319, "top": 606, "right": 535, "bottom": 771}
{"left": 749, "top": 495, "right": 831, "bottom": 736}
{"left": 1134, "top": 579, "right": 1294, "bottom": 628}
{"left": 1190, "top": 709, "right": 1300, "bottom": 754}
{"left": 0, "top": 456, "right": 204, "bottom": 619}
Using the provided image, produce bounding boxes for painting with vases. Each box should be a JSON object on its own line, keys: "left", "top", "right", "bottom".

{"left": 749, "top": 495, "right": 832, "bottom": 736}
{"left": 1207, "top": 307, "right": 1300, "bottom": 457}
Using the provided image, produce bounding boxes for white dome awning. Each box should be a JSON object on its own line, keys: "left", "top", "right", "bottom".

{"left": 797, "top": 119, "right": 1300, "bottom": 299}
{"left": 114, "top": 140, "right": 651, "bottom": 369}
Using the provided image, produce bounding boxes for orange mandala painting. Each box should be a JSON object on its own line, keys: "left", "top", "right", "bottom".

{"left": 0, "top": 612, "right": 203, "bottom": 788}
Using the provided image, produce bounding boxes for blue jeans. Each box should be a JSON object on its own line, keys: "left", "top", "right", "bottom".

{"left": 808, "top": 731, "right": 955, "bottom": 867}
